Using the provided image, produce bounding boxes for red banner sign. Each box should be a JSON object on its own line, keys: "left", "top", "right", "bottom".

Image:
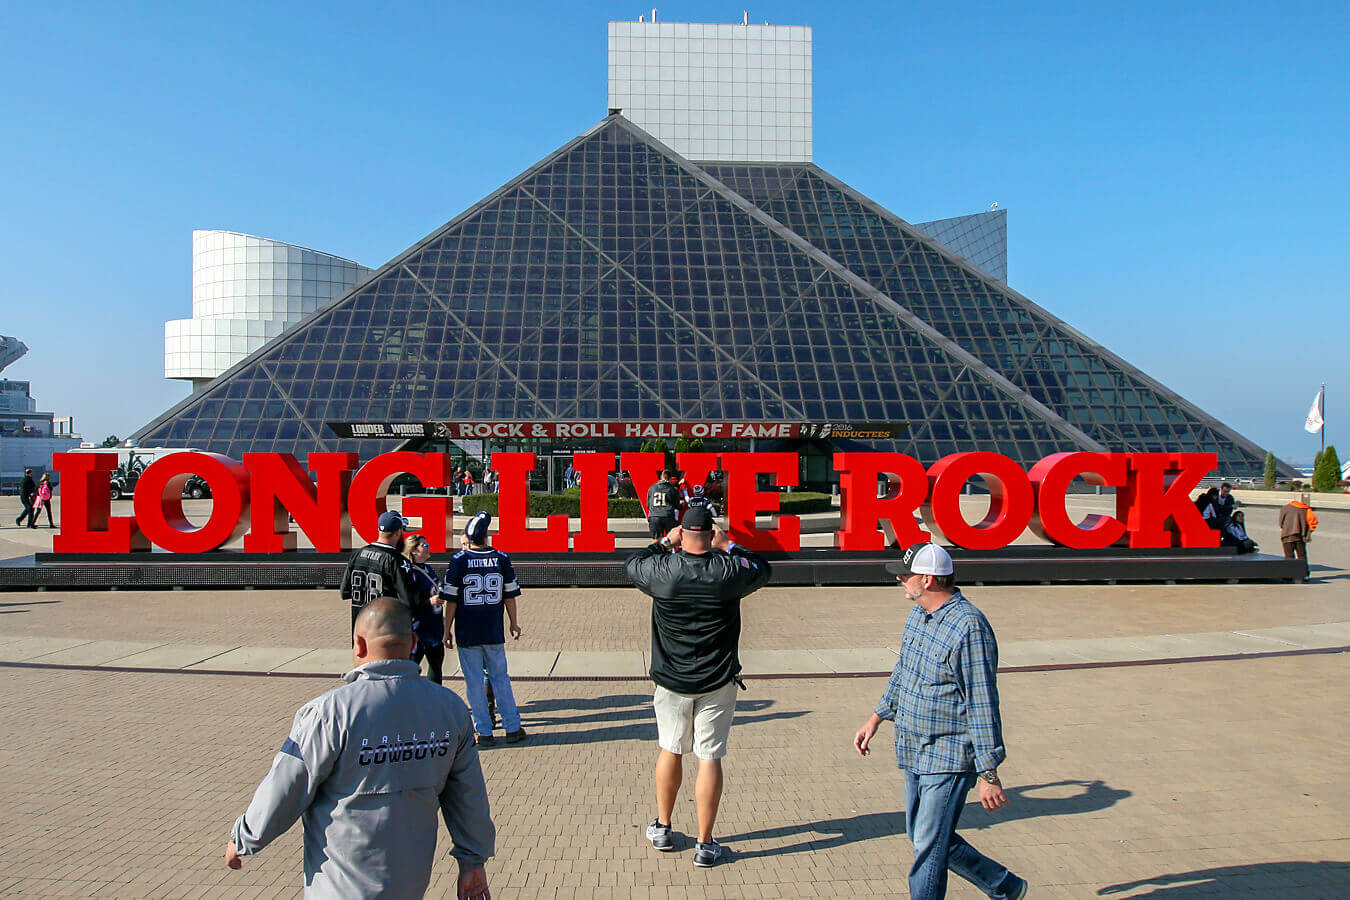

{"left": 50, "top": 450, "right": 1219, "bottom": 555}
{"left": 325, "top": 421, "right": 910, "bottom": 441}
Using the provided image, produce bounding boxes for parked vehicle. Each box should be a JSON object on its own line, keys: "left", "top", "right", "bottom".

{"left": 67, "top": 447, "right": 208, "bottom": 500}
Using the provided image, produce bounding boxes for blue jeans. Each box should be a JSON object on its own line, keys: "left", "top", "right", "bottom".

{"left": 456, "top": 644, "right": 521, "bottom": 735}
{"left": 905, "top": 771, "right": 1023, "bottom": 900}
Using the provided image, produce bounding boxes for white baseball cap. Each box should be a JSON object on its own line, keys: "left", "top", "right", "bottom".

{"left": 884, "top": 542, "right": 954, "bottom": 577}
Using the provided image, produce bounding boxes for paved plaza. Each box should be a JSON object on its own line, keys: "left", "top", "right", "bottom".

{"left": 0, "top": 498, "right": 1347, "bottom": 896}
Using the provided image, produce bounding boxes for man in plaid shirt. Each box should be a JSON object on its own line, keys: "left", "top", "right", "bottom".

{"left": 854, "top": 543, "right": 1028, "bottom": 900}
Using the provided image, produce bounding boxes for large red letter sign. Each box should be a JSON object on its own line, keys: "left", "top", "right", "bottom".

{"left": 1119, "top": 452, "right": 1219, "bottom": 548}
{"left": 924, "top": 452, "right": 1034, "bottom": 550}
{"left": 720, "top": 452, "right": 801, "bottom": 551}
{"left": 491, "top": 452, "right": 569, "bottom": 553}
{"left": 571, "top": 452, "right": 617, "bottom": 552}
{"left": 1028, "top": 452, "right": 1128, "bottom": 549}
{"left": 243, "top": 453, "right": 357, "bottom": 552}
{"left": 833, "top": 452, "right": 932, "bottom": 550}
{"left": 51, "top": 452, "right": 146, "bottom": 552}
{"left": 133, "top": 453, "right": 250, "bottom": 553}
{"left": 620, "top": 452, "right": 668, "bottom": 516}
{"left": 674, "top": 453, "right": 722, "bottom": 498}
{"left": 349, "top": 453, "right": 453, "bottom": 550}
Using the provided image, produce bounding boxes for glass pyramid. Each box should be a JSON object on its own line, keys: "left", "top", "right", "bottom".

{"left": 703, "top": 163, "right": 1271, "bottom": 475}
{"left": 134, "top": 117, "right": 1270, "bottom": 475}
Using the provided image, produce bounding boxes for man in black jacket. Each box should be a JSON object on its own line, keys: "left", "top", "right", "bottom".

{"left": 340, "top": 510, "right": 420, "bottom": 633}
{"left": 15, "top": 468, "right": 36, "bottom": 528}
{"left": 624, "top": 506, "right": 771, "bottom": 868}
{"left": 645, "top": 469, "right": 683, "bottom": 539}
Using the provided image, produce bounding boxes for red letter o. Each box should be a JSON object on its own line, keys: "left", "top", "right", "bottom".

{"left": 924, "top": 452, "right": 1033, "bottom": 550}
{"left": 133, "top": 453, "right": 249, "bottom": 552}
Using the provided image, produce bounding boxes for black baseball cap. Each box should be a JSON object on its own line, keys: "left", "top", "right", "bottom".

{"left": 377, "top": 510, "right": 413, "bottom": 533}
{"left": 681, "top": 506, "right": 714, "bottom": 532}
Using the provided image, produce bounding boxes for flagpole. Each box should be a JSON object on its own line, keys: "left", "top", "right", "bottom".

{"left": 1322, "top": 382, "right": 1326, "bottom": 457}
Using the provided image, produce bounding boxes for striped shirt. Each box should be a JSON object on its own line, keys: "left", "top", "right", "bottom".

{"left": 874, "top": 591, "right": 1006, "bottom": 774}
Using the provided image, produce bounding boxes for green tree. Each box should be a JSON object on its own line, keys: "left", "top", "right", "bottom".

{"left": 649, "top": 438, "right": 672, "bottom": 470}
{"left": 688, "top": 437, "right": 705, "bottom": 453}
{"left": 1312, "top": 445, "right": 1342, "bottom": 492}
{"left": 1263, "top": 451, "right": 1277, "bottom": 489}
{"left": 674, "top": 435, "right": 691, "bottom": 454}
{"left": 100, "top": 435, "right": 121, "bottom": 448}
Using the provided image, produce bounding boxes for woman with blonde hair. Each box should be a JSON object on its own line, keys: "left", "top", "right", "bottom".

{"left": 402, "top": 534, "right": 447, "bottom": 684}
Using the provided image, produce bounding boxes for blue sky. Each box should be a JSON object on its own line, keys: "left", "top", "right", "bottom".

{"left": 1, "top": 1, "right": 1345, "bottom": 464}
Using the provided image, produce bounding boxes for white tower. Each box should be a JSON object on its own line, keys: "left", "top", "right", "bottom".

{"left": 607, "top": 18, "right": 812, "bottom": 162}
{"left": 164, "top": 230, "right": 370, "bottom": 391}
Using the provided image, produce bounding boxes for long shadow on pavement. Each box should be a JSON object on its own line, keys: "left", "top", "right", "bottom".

{"left": 718, "top": 779, "right": 1130, "bottom": 860}
{"left": 506, "top": 694, "right": 803, "bottom": 748}
{"left": 1305, "top": 563, "right": 1350, "bottom": 582}
{"left": 1097, "top": 860, "right": 1350, "bottom": 897}
{"left": 0, "top": 598, "right": 62, "bottom": 614}
{"left": 518, "top": 693, "right": 779, "bottom": 728}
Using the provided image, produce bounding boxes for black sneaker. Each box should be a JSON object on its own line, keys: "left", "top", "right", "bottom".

{"left": 504, "top": 728, "right": 527, "bottom": 744}
{"left": 646, "top": 819, "right": 674, "bottom": 851}
{"left": 692, "top": 840, "right": 725, "bottom": 867}
{"left": 475, "top": 734, "right": 495, "bottom": 748}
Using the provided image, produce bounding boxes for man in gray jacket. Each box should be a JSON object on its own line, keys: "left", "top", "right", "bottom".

{"left": 225, "top": 599, "right": 496, "bottom": 899}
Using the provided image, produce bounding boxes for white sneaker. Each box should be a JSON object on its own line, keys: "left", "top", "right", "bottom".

{"left": 646, "top": 819, "right": 673, "bottom": 851}
{"left": 693, "top": 840, "right": 726, "bottom": 867}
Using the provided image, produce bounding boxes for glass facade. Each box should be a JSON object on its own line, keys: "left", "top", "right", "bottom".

{"left": 912, "top": 209, "right": 1008, "bottom": 284}
{"left": 704, "top": 163, "right": 1270, "bottom": 475}
{"left": 134, "top": 117, "right": 1271, "bottom": 475}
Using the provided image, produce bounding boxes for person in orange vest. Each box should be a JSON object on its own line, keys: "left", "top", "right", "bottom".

{"left": 1278, "top": 493, "right": 1319, "bottom": 560}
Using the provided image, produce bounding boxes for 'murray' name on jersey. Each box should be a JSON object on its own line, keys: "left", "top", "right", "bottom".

{"left": 444, "top": 548, "right": 522, "bottom": 647}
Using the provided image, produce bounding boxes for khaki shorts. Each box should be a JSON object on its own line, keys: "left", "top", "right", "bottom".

{"left": 653, "top": 680, "right": 737, "bottom": 760}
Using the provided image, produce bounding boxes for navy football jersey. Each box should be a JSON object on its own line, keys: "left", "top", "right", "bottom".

{"left": 444, "top": 547, "right": 521, "bottom": 647}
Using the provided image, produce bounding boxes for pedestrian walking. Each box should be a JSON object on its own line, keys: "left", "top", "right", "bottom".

{"left": 404, "top": 534, "right": 448, "bottom": 685}
{"left": 1279, "top": 493, "right": 1319, "bottom": 560}
{"left": 225, "top": 599, "right": 495, "bottom": 899}
{"left": 645, "top": 469, "right": 682, "bottom": 539}
{"left": 339, "top": 510, "right": 421, "bottom": 632}
{"left": 853, "top": 543, "right": 1027, "bottom": 900}
{"left": 14, "top": 468, "right": 36, "bottom": 528}
{"left": 29, "top": 472, "right": 54, "bottom": 528}
{"left": 624, "top": 506, "right": 772, "bottom": 868}
{"left": 444, "top": 511, "right": 526, "bottom": 747}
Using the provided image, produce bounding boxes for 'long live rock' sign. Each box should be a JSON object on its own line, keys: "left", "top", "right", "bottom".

{"left": 50, "top": 450, "right": 1219, "bottom": 554}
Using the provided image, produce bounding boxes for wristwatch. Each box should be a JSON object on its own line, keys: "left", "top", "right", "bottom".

{"left": 978, "top": 769, "right": 1000, "bottom": 785}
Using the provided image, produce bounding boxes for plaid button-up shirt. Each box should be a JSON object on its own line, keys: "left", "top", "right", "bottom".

{"left": 874, "top": 591, "right": 1006, "bottom": 774}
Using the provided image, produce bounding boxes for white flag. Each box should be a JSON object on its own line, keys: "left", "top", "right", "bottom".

{"left": 1305, "top": 387, "right": 1324, "bottom": 434}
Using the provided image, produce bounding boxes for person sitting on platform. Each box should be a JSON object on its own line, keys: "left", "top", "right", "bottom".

{"left": 1195, "top": 487, "right": 1221, "bottom": 529}
{"left": 1221, "top": 509, "right": 1258, "bottom": 554}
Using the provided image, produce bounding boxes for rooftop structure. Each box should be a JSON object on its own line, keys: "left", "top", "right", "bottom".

{"left": 608, "top": 17, "right": 811, "bottom": 162}
{"left": 165, "top": 231, "right": 371, "bottom": 391}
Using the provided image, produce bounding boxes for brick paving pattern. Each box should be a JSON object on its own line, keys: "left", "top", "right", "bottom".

{"left": 0, "top": 657, "right": 1347, "bottom": 897}
{"left": 0, "top": 500, "right": 1346, "bottom": 896}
